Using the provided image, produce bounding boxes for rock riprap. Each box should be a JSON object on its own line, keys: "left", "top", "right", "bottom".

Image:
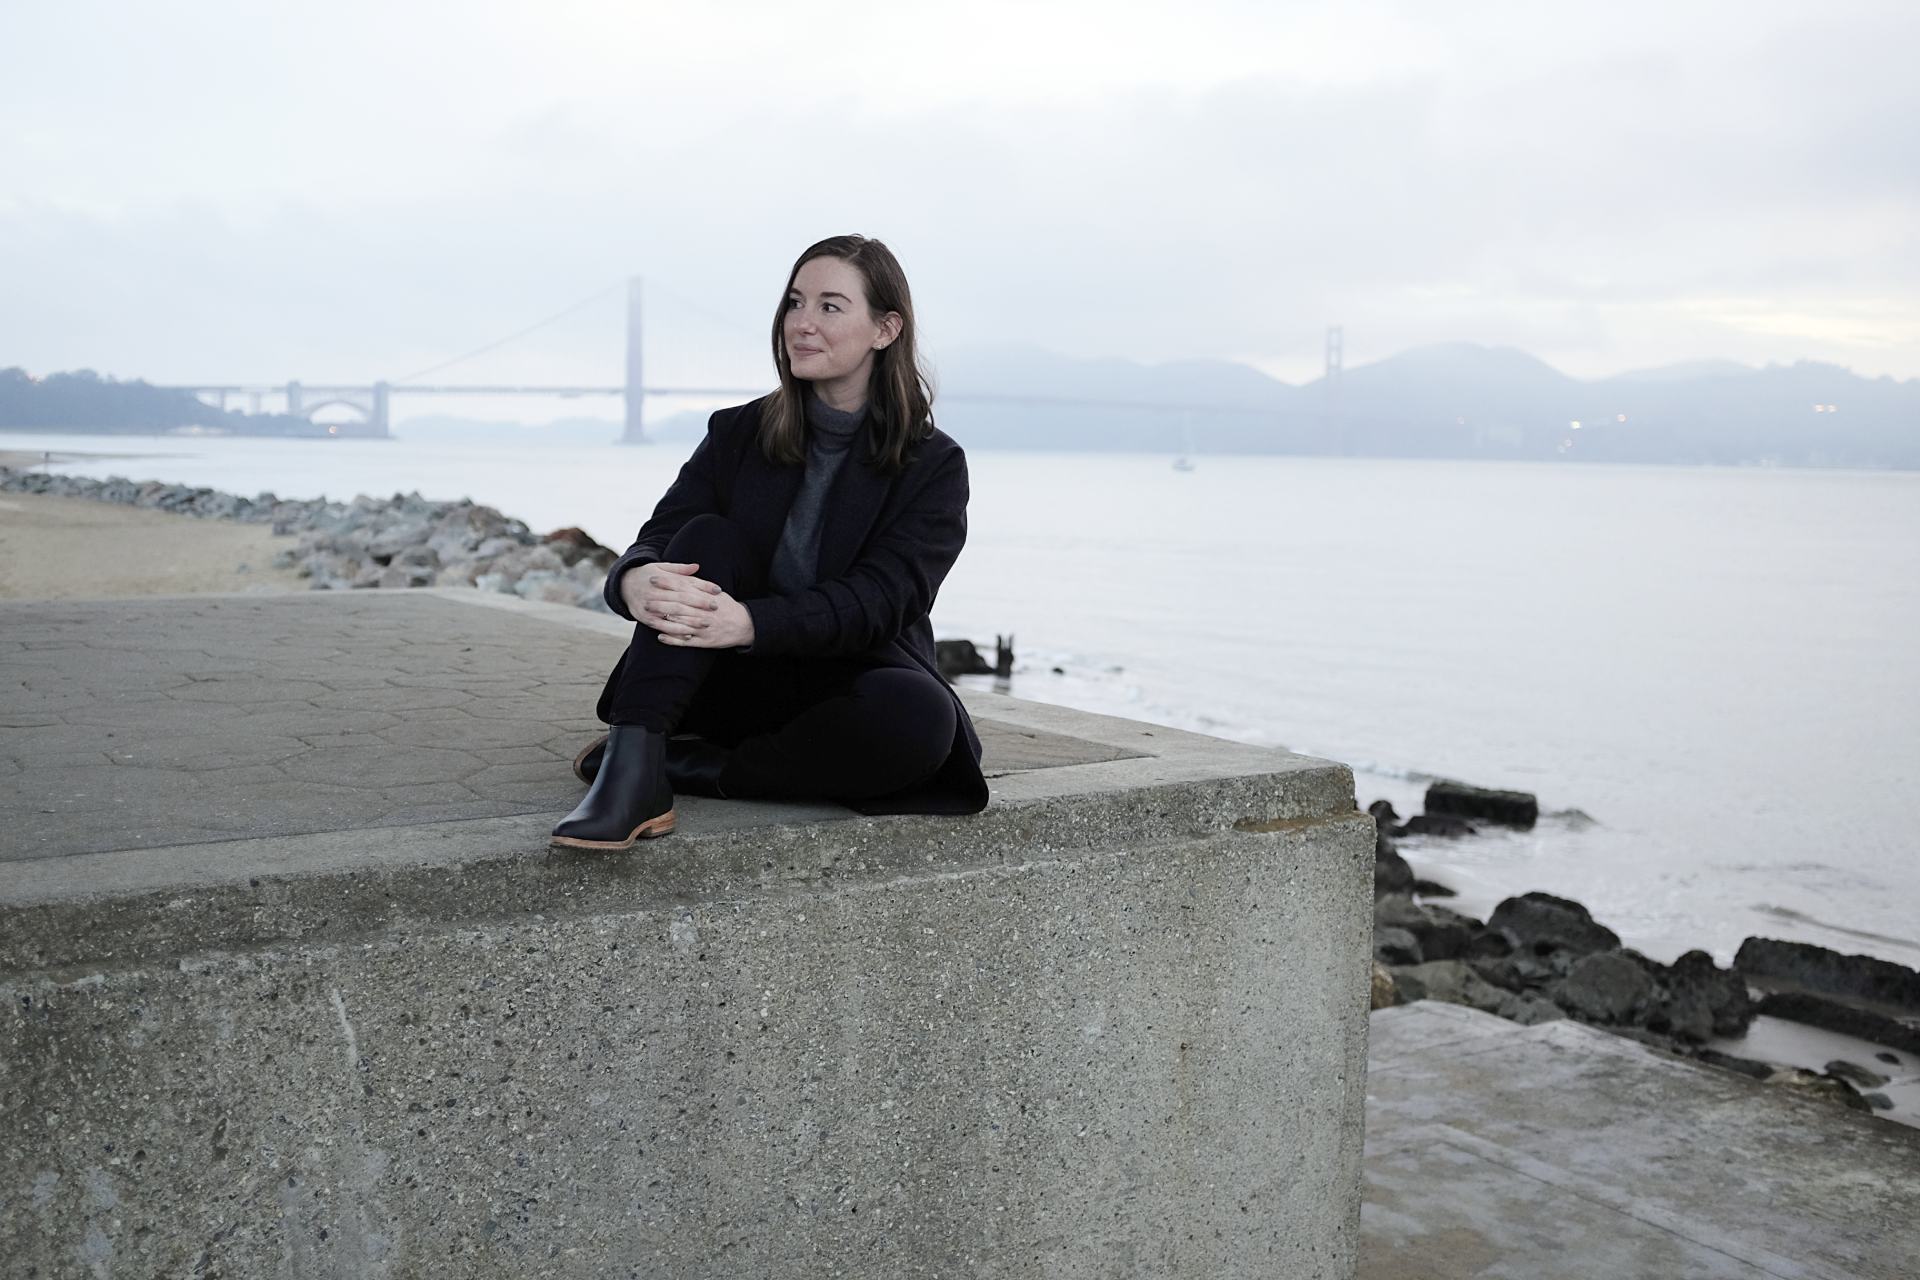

{"left": 0, "top": 468, "right": 618, "bottom": 612}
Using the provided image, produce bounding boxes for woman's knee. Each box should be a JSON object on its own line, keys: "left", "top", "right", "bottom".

{"left": 852, "top": 668, "right": 955, "bottom": 777}
{"left": 664, "top": 514, "right": 761, "bottom": 590}
{"left": 665, "top": 513, "right": 753, "bottom": 561}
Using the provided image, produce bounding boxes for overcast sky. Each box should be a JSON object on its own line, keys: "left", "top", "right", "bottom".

{"left": 3, "top": 0, "right": 1916, "bottom": 399}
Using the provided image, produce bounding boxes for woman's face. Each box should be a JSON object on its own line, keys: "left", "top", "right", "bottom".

{"left": 783, "top": 256, "right": 899, "bottom": 388}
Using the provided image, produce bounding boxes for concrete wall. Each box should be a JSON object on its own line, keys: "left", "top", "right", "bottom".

{"left": 3, "top": 719, "right": 1372, "bottom": 1277}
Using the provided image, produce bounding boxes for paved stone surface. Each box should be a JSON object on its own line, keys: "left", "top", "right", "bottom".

{"left": 1362, "top": 1002, "right": 1920, "bottom": 1279}
{"left": 0, "top": 592, "right": 1147, "bottom": 863}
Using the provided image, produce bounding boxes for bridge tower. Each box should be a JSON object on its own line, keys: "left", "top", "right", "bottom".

{"left": 1324, "top": 325, "right": 1345, "bottom": 454}
{"left": 621, "top": 276, "right": 647, "bottom": 444}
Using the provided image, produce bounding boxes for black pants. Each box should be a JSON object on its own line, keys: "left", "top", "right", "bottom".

{"left": 598, "top": 513, "right": 956, "bottom": 802}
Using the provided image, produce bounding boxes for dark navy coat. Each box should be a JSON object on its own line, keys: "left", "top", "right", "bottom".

{"left": 601, "top": 395, "right": 987, "bottom": 816}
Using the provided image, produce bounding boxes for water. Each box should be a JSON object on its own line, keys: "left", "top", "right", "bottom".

{"left": 9, "top": 429, "right": 1918, "bottom": 968}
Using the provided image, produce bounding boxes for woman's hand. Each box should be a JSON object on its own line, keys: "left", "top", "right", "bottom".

{"left": 622, "top": 561, "right": 755, "bottom": 649}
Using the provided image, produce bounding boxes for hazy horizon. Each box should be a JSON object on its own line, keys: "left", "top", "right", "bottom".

{"left": 4, "top": 1, "right": 1917, "bottom": 393}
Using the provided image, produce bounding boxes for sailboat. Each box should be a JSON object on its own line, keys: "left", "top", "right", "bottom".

{"left": 1172, "top": 411, "right": 1197, "bottom": 471}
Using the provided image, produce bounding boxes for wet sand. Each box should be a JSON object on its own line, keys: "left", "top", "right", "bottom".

{"left": 0, "top": 489, "right": 306, "bottom": 600}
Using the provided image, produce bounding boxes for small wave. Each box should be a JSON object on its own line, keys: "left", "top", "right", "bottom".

{"left": 1751, "top": 904, "right": 1920, "bottom": 954}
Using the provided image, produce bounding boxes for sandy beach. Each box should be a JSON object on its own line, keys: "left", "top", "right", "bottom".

{"left": 0, "top": 477, "right": 306, "bottom": 600}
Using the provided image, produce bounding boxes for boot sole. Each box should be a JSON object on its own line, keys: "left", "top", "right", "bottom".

{"left": 571, "top": 733, "right": 609, "bottom": 785}
{"left": 548, "top": 809, "right": 677, "bottom": 852}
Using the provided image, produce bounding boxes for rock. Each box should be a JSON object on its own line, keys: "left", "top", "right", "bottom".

{"left": 474, "top": 534, "right": 527, "bottom": 561}
{"left": 1374, "top": 895, "right": 1480, "bottom": 962}
{"left": 1495, "top": 992, "right": 1565, "bottom": 1025}
{"left": 1374, "top": 846, "right": 1415, "bottom": 898}
{"left": 1824, "top": 1059, "right": 1891, "bottom": 1089}
{"left": 1691, "top": 1048, "right": 1777, "bottom": 1081}
{"left": 1400, "top": 813, "right": 1477, "bottom": 838}
{"left": 1487, "top": 892, "right": 1621, "bottom": 958}
{"left": 1373, "top": 927, "right": 1423, "bottom": 966}
{"left": 1876, "top": 1052, "right": 1901, "bottom": 1065}
{"left": 1367, "top": 799, "right": 1401, "bottom": 828}
{"left": 1862, "top": 1093, "right": 1894, "bottom": 1111}
{"left": 1370, "top": 962, "right": 1396, "bottom": 1011}
{"left": 935, "top": 639, "right": 995, "bottom": 678}
{"left": 1552, "top": 951, "right": 1653, "bottom": 1025}
{"left": 1734, "top": 938, "right": 1920, "bottom": 1011}
{"left": 543, "top": 526, "right": 616, "bottom": 569}
{"left": 1755, "top": 992, "right": 1920, "bottom": 1055}
{"left": 1468, "top": 957, "right": 1530, "bottom": 992}
{"left": 1466, "top": 928, "right": 1516, "bottom": 959}
{"left": 1762, "top": 1068, "right": 1872, "bottom": 1113}
{"left": 1412, "top": 879, "right": 1457, "bottom": 898}
{"left": 515, "top": 571, "right": 581, "bottom": 606}
{"left": 1389, "top": 960, "right": 1512, "bottom": 1015}
{"left": 1425, "top": 779, "right": 1539, "bottom": 829}
{"left": 393, "top": 545, "right": 440, "bottom": 570}
{"left": 1662, "top": 949, "right": 1754, "bottom": 1037}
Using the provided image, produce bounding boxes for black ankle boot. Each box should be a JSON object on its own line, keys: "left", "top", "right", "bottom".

{"left": 550, "top": 725, "right": 675, "bottom": 851}
{"left": 574, "top": 732, "right": 731, "bottom": 797}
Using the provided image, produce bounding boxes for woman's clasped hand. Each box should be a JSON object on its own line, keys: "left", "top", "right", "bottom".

{"left": 620, "top": 560, "right": 756, "bottom": 649}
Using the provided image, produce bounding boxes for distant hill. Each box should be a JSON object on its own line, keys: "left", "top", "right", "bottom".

{"left": 931, "top": 343, "right": 1920, "bottom": 468}
{"left": 0, "top": 367, "right": 318, "bottom": 436}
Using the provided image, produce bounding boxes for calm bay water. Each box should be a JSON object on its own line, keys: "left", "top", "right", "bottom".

{"left": 10, "top": 429, "right": 1918, "bottom": 968}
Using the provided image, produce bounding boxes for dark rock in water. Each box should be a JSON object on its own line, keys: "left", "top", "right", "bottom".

{"left": 1412, "top": 879, "right": 1457, "bottom": 898}
{"left": 1862, "top": 1092, "right": 1894, "bottom": 1111}
{"left": 1374, "top": 846, "right": 1414, "bottom": 898}
{"left": 1375, "top": 895, "right": 1480, "bottom": 963}
{"left": 1660, "top": 949, "right": 1755, "bottom": 1039}
{"left": 1734, "top": 937, "right": 1920, "bottom": 1012}
{"left": 934, "top": 639, "right": 994, "bottom": 678}
{"left": 1553, "top": 951, "right": 1654, "bottom": 1025}
{"left": 1756, "top": 992, "right": 1920, "bottom": 1055}
{"left": 1487, "top": 892, "right": 1621, "bottom": 959}
{"left": 994, "top": 634, "right": 1016, "bottom": 679}
{"left": 1824, "top": 1059, "right": 1891, "bottom": 1089}
{"left": 1691, "top": 1048, "right": 1777, "bottom": 1081}
{"left": 1425, "top": 779, "right": 1539, "bottom": 830}
{"left": 1367, "top": 799, "right": 1401, "bottom": 828}
{"left": 1875, "top": 1051, "right": 1901, "bottom": 1065}
{"left": 1389, "top": 960, "right": 1511, "bottom": 1014}
{"left": 1401, "top": 813, "right": 1477, "bottom": 838}
{"left": 1374, "top": 927, "right": 1423, "bottom": 966}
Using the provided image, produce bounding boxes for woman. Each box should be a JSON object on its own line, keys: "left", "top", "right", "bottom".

{"left": 551, "top": 235, "right": 989, "bottom": 852}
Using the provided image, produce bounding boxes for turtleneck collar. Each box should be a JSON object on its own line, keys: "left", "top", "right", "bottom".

{"left": 804, "top": 387, "right": 866, "bottom": 442}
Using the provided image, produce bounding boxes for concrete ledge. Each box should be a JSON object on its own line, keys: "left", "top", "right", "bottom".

{"left": 1, "top": 590, "right": 1373, "bottom": 1277}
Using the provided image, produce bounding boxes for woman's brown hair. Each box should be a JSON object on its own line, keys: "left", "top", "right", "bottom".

{"left": 759, "top": 234, "right": 935, "bottom": 475}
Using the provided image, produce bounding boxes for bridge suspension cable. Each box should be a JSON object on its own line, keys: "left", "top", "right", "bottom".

{"left": 392, "top": 280, "right": 624, "bottom": 385}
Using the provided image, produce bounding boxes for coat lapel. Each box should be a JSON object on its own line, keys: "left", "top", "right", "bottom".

{"left": 731, "top": 445, "right": 805, "bottom": 563}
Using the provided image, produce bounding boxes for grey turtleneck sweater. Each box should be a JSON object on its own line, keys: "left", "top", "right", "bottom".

{"left": 767, "top": 390, "right": 866, "bottom": 597}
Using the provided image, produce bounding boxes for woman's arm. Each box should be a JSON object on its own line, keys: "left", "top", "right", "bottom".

{"left": 739, "top": 444, "right": 969, "bottom": 657}
{"left": 602, "top": 417, "right": 727, "bottom": 620}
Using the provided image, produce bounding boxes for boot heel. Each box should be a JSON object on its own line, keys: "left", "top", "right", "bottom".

{"left": 637, "top": 809, "right": 677, "bottom": 839}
